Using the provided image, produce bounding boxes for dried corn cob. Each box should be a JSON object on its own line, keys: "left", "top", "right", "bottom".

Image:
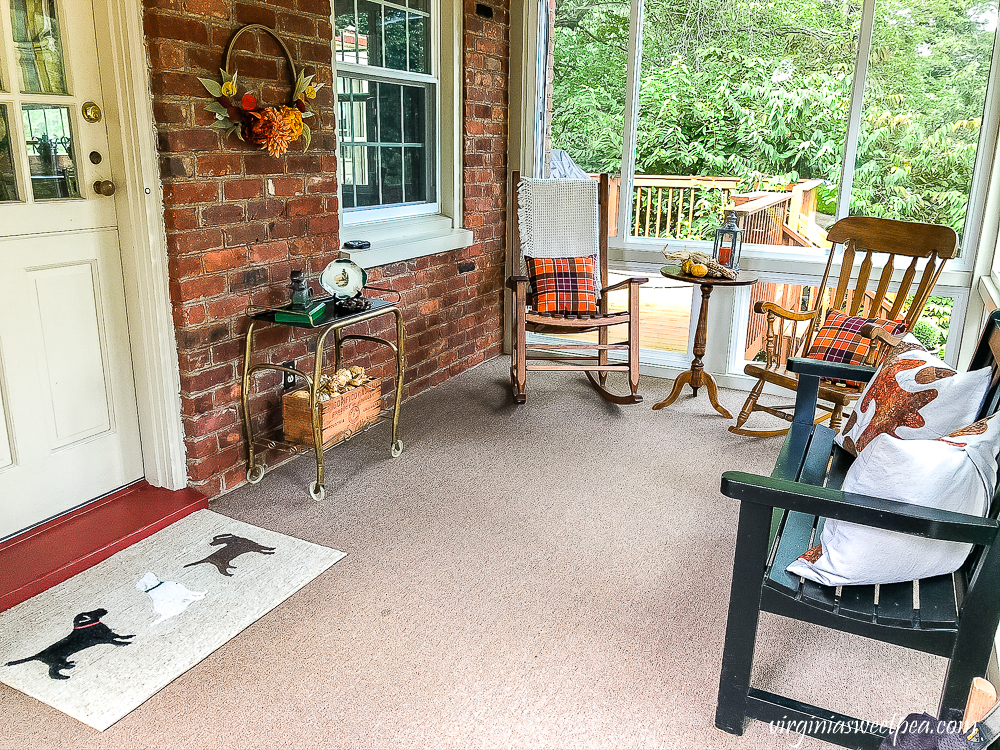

{"left": 662, "top": 248, "right": 737, "bottom": 280}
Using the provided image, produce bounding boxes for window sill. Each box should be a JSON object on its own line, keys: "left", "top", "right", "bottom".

{"left": 339, "top": 214, "right": 474, "bottom": 269}
{"left": 979, "top": 273, "right": 1000, "bottom": 313}
{"left": 610, "top": 242, "right": 973, "bottom": 289}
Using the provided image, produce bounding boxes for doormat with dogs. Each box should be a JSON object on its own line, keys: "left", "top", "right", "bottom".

{"left": 0, "top": 509, "right": 345, "bottom": 731}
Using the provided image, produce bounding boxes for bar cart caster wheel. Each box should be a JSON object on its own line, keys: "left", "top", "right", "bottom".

{"left": 247, "top": 464, "right": 264, "bottom": 484}
{"left": 391, "top": 440, "right": 403, "bottom": 458}
{"left": 309, "top": 482, "right": 325, "bottom": 502}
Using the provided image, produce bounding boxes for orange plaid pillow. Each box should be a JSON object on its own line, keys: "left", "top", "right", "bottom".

{"left": 807, "top": 309, "right": 906, "bottom": 366}
{"left": 526, "top": 256, "right": 599, "bottom": 314}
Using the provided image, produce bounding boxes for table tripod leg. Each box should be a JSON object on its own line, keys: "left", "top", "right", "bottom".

{"left": 652, "top": 370, "right": 694, "bottom": 410}
{"left": 703, "top": 372, "right": 733, "bottom": 418}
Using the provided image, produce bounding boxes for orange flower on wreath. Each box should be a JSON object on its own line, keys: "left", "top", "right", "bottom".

{"left": 281, "top": 106, "right": 304, "bottom": 140}
{"left": 247, "top": 106, "right": 296, "bottom": 157}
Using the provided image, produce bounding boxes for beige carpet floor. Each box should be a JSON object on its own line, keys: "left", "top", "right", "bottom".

{"left": 0, "top": 358, "right": 951, "bottom": 749}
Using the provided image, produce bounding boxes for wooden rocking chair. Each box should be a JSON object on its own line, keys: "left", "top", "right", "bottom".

{"left": 729, "top": 216, "right": 958, "bottom": 438}
{"left": 506, "top": 171, "right": 647, "bottom": 404}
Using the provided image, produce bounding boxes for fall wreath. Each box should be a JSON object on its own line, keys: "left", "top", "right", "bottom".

{"left": 198, "top": 24, "right": 324, "bottom": 157}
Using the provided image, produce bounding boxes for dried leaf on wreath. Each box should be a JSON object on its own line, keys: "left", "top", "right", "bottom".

{"left": 198, "top": 77, "right": 223, "bottom": 97}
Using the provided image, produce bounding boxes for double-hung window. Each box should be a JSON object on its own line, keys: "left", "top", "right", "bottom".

{"left": 335, "top": 0, "right": 437, "bottom": 217}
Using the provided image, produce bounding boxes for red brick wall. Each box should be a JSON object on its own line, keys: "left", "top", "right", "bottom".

{"left": 143, "top": 0, "right": 509, "bottom": 496}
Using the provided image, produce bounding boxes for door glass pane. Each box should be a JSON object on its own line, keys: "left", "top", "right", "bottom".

{"left": 0, "top": 105, "right": 18, "bottom": 201}
{"left": 11, "top": 0, "right": 68, "bottom": 95}
{"left": 22, "top": 104, "right": 80, "bottom": 199}
{"left": 849, "top": 0, "right": 997, "bottom": 246}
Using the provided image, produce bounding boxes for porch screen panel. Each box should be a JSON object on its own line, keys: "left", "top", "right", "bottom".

{"left": 628, "top": 0, "right": 857, "bottom": 250}
{"left": 743, "top": 282, "right": 956, "bottom": 363}
{"left": 547, "top": 0, "right": 628, "bottom": 178}
{"left": 21, "top": 103, "right": 80, "bottom": 199}
{"left": 555, "top": 273, "right": 694, "bottom": 354}
{"left": 848, "top": 0, "right": 997, "bottom": 247}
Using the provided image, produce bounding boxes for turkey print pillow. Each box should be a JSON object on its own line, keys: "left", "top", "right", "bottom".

{"left": 835, "top": 335, "right": 991, "bottom": 456}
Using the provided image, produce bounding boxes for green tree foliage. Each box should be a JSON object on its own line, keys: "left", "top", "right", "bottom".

{"left": 551, "top": 0, "right": 995, "bottom": 235}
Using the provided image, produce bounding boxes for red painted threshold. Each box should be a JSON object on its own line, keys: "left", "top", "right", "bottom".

{"left": 0, "top": 481, "right": 207, "bottom": 613}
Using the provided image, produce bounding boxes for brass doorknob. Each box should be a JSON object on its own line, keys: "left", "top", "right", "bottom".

{"left": 81, "top": 101, "right": 103, "bottom": 123}
{"left": 93, "top": 180, "right": 116, "bottom": 196}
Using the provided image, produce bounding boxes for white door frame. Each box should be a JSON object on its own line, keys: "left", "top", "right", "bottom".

{"left": 88, "top": 0, "right": 188, "bottom": 490}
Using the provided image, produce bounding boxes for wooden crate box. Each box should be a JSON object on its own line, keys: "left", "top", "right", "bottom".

{"left": 282, "top": 379, "right": 381, "bottom": 446}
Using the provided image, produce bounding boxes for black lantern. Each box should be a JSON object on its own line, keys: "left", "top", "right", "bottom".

{"left": 713, "top": 210, "right": 744, "bottom": 271}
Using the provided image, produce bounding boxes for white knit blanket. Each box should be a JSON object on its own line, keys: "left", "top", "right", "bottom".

{"left": 516, "top": 177, "right": 600, "bottom": 270}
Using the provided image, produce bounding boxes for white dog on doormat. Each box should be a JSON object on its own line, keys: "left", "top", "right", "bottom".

{"left": 136, "top": 572, "right": 207, "bottom": 626}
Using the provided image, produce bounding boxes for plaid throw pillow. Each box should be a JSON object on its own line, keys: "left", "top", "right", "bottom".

{"left": 806, "top": 308, "right": 906, "bottom": 366}
{"left": 526, "top": 256, "right": 599, "bottom": 314}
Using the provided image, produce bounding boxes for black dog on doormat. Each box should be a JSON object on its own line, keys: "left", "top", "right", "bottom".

{"left": 5, "top": 608, "right": 134, "bottom": 680}
{"left": 183, "top": 533, "right": 276, "bottom": 577}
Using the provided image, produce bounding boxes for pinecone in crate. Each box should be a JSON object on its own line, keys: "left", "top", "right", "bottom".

{"left": 316, "top": 366, "right": 370, "bottom": 401}
{"left": 282, "top": 366, "right": 380, "bottom": 446}
{"left": 662, "top": 248, "right": 737, "bottom": 280}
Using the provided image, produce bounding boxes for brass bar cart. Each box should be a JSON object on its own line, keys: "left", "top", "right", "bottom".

{"left": 241, "top": 296, "right": 405, "bottom": 501}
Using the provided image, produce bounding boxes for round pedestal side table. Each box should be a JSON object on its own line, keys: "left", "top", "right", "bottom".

{"left": 652, "top": 265, "right": 759, "bottom": 418}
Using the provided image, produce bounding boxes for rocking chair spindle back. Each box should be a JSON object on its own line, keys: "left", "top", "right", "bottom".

{"left": 730, "top": 216, "right": 958, "bottom": 438}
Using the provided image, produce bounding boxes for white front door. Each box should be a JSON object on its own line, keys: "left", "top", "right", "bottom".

{"left": 0, "top": 0, "right": 143, "bottom": 538}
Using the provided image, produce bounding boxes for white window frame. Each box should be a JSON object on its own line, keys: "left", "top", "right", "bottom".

{"left": 335, "top": 0, "right": 472, "bottom": 268}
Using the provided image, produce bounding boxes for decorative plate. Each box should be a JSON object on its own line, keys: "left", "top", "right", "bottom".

{"left": 320, "top": 259, "right": 367, "bottom": 299}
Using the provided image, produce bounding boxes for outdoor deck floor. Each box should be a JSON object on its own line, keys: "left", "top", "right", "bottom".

{"left": 561, "top": 276, "right": 694, "bottom": 353}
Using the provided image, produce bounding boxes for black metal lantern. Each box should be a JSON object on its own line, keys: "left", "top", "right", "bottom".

{"left": 713, "top": 210, "right": 744, "bottom": 271}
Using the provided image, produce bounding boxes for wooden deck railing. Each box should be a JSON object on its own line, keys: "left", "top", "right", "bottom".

{"left": 729, "top": 179, "right": 827, "bottom": 248}
{"left": 605, "top": 174, "right": 828, "bottom": 250}
{"left": 617, "top": 175, "right": 740, "bottom": 241}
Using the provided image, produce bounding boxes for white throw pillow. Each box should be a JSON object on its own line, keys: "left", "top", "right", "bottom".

{"left": 835, "top": 335, "right": 991, "bottom": 456}
{"left": 786, "top": 416, "right": 1000, "bottom": 587}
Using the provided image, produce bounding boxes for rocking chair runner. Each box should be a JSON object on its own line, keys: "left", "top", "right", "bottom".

{"left": 730, "top": 216, "right": 958, "bottom": 438}
{"left": 506, "top": 171, "right": 648, "bottom": 404}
